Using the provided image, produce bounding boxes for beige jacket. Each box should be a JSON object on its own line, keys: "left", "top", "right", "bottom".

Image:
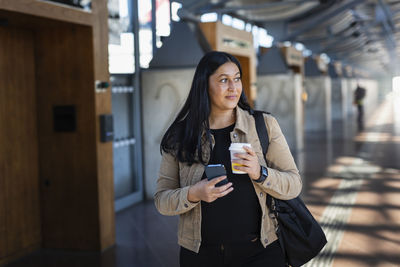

{"left": 154, "top": 107, "right": 302, "bottom": 253}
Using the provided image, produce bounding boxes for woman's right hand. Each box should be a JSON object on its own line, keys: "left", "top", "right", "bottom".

{"left": 188, "top": 176, "right": 233, "bottom": 203}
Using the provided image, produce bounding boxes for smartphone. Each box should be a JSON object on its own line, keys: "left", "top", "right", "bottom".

{"left": 205, "top": 164, "right": 228, "bottom": 187}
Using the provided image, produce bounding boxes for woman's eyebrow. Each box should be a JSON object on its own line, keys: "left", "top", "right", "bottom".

{"left": 217, "top": 72, "right": 241, "bottom": 78}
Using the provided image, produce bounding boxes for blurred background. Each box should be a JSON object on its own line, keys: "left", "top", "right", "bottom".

{"left": 0, "top": 0, "right": 399, "bottom": 266}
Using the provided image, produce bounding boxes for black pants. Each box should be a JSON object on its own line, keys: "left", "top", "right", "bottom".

{"left": 180, "top": 240, "right": 286, "bottom": 267}
{"left": 357, "top": 104, "right": 364, "bottom": 130}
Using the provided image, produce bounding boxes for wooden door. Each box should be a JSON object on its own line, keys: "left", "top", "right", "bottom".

{"left": 0, "top": 26, "right": 41, "bottom": 262}
{"left": 235, "top": 55, "right": 252, "bottom": 107}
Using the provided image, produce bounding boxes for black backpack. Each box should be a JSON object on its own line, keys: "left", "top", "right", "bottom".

{"left": 355, "top": 86, "right": 366, "bottom": 101}
{"left": 252, "top": 110, "right": 327, "bottom": 267}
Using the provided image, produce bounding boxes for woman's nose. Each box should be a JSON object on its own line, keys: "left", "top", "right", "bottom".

{"left": 228, "top": 79, "right": 236, "bottom": 90}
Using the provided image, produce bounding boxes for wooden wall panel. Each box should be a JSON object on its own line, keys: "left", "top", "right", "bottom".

{"left": 199, "top": 22, "right": 217, "bottom": 49}
{"left": 92, "top": 0, "right": 115, "bottom": 250}
{"left": 0, "top": 26, "right": 41, "bottom": 261}
{"left": 0, "top": 0, "right": 115, "bottom": 258}
{"left": 0, "top": 27, "right": 7, "bottom": 257}
{"left": 235, "top": 55, "right": 251, "bottom": 104}
{"left": 0, "top": 0, "right": 93, "bottom": 26}
{"left": 35, "top": 24, "right": 100, "bottom": 250}
{"left": 0, "top": 26, "right": 5, "bottom": 254}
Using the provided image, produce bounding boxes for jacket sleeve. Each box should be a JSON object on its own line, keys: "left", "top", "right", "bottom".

{"left": 256, "top": 115, "right": 302, "bottom": 200}
{"left": 154, "top": 151, "right": 199, "bottom": 216}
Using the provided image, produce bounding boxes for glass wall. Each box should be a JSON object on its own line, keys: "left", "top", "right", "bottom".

{"left": 108, "top": 0, "right": 173, "bottom": 211}
{"left": 108, "top": 0, "right": 144, "bottom": 211}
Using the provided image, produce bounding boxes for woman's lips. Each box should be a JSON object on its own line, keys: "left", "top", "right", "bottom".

{"left": 226, "top": 95, "right": 237, "bottom": 100}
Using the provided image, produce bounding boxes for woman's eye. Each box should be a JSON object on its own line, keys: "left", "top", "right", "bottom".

{"left": 234, "top": 77, "right": 241, "bottom": 82}
{"left": 220, "top": 78, "right": 227, "bottom": 83}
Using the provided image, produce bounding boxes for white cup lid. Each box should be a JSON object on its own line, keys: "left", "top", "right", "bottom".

{"left": 229, "top": 143, "right": 251, "bottom": 150}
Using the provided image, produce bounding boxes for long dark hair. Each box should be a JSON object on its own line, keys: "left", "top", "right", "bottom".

{"left": 160, "top": 51, "right": 252, "bottom": 165}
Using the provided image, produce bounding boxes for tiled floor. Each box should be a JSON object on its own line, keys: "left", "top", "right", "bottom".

{"left": 5, "top": 95, "right": 400, "bottom": 267}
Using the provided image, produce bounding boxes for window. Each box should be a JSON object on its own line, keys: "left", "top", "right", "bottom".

{"left": 108, "top": 0, "right": 134, "bottom": 73}
{"left": 171, "top": 1, "right": 182, "bottom": 21}
{"left": 201, "top": 12, "right": 218, "bottom": 22}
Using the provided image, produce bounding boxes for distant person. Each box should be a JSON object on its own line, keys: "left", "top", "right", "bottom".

{"left": 354, "top": 84, "right": 366, "bottom": 130}
{"left": 154, "top": 51, "right": 302, "bottom": 267}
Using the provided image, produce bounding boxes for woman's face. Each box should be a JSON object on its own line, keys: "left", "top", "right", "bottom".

{"left": 208, "top": 62, "right": 242, "bottom": 113}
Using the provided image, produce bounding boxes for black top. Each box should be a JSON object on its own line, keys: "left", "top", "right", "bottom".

{"left": 201, "top": 123, "right": 261, "bottom": 245}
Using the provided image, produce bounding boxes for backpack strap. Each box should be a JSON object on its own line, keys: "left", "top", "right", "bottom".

{"left": 252, "top": 110, "right": 269, "bottom": 157}
{"left": 251, "top": 110, "right": 273, "bottom": 210}
{"left": 252, "top": 110, "right": 286, "bottom": 256}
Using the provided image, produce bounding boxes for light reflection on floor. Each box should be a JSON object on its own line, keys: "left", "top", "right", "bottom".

{"left": 305, "top": 96, "right": 400, "bottom": 267}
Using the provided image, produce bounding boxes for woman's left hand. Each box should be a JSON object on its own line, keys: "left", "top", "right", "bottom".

{"left": 232, "top": 146, "right": 260, "bottom": 181}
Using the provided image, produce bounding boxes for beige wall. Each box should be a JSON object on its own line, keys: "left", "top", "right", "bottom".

{"left": 255, "top": 73, "right": 304, "bottom": 152}
{"left": 304, "top": 76, "right": 332, "bottom": 132}
{"left": 331, "top": 78, "right": 349, "bottom": 122}
{"left": 142, "top": 68, "right": 195, "bottom": 199}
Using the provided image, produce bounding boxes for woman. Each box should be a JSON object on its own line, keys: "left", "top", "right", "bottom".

{"left": 154, "top": 51, "right": 302, "bottom": 267}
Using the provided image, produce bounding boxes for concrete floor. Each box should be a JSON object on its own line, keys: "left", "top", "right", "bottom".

{"left": 5, "top": 94, "right": 400, "bottom": 267}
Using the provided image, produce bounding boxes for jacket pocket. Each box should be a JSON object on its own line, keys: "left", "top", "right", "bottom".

{"left": 179, "top": 209, "right": 195, "bottom": 240}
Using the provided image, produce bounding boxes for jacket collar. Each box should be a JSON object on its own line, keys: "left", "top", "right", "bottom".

{"left": 234, "top": 106, "right": 250, "bottom": 134}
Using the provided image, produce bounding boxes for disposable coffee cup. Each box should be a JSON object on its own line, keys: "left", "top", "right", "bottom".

{"left": 229, "top": 143, "right": 251, "bottom": 174}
